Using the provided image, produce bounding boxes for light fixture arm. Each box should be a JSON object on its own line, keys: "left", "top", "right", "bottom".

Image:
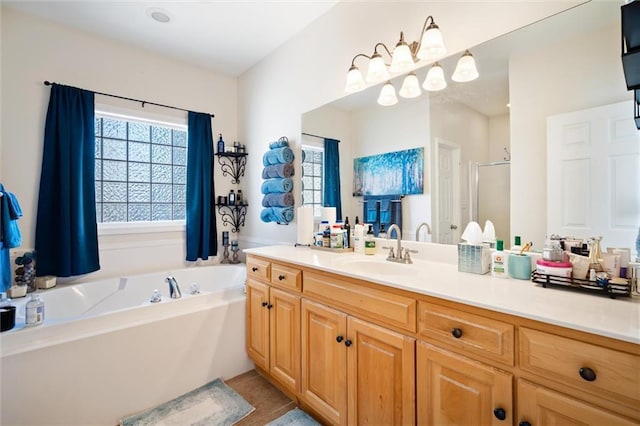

{"left": 350, "top": 52, "right": 373, "bottom": 67}
{"left": 373, "top": 42, "right": 393, "bottom": 58}
{"left": 411, "top": 15, "right": 437, "bottom": 57}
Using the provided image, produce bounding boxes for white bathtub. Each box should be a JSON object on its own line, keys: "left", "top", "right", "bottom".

{"left": 0, "top": 265, "right": 253, "bottom": 426}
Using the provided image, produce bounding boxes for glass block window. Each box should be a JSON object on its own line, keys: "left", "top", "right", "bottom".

{"left": 301, "top": 145, "right": 324, "bottom": 217}
{"left": 95, "top": 113, "right": 187, "bottom": 223}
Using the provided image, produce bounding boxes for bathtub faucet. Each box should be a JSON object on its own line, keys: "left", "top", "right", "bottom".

{"left": 166, "top": 276, "right": 182, "bottom": 299}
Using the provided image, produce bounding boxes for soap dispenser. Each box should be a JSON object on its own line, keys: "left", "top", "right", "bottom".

{"left": 217, "top": 134, "right": 225, "bottom": 154}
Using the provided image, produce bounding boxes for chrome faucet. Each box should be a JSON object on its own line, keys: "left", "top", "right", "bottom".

{"left": 385, "top": 224, "right": 406, "bottom": 263}
{"left": 415, "top": 222, "right": 432, "bottom": 241}
{"left": 166, "top": 276, "right": 182, "bottom": 299}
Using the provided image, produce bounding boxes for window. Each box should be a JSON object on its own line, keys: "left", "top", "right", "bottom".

{"left": 94, "top": 113, "right": 187, "bottom": 223}
{"left": 301, "top": 144, "right": 324, "bottom": 217}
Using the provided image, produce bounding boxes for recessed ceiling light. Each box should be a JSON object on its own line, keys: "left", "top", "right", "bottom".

{"left": 147, "top": 8, "right": 171, "bottom": 23}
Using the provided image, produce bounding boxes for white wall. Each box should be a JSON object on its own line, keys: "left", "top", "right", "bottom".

{"left": 238, "top": 1, "right": 580, "bottom": 248}
{"left": 0, "top": 8, "right": 238, "bottom": 282}
{"left": 510, "top": 21, "right": 631, "bottom": 249}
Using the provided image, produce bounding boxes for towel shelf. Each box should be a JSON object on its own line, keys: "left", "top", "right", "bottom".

{"left": 216, "top": 203, "right": 248, "bottom": 233}
{"left": 215, "top": 152, "right": 248, "bottom": 184}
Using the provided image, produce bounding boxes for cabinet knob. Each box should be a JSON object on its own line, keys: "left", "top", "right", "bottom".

{"left": 336, "top": 336, "right": 344, "bottom": 343}
{"left": 579, "top": 367, "right": 596, "bottom": 382}
{"left": 518, "top": 422, "right": 532, "bottom": 426}
{"left": 493, "top": 407, "right": 507, "bottom": 421}
{"left": 451, "top": 328, "right": 463, "bottom": 338}
{"left": 344, "top": 339, "right": 352, "bottom": 347}
{"left": 278, "top": 274, "right": 285, "bottom": 281}
{"left": 267, "top": 303, "right": 273, "bottom": 309}
{"left": 252, "top": 267, "right": 258, "bottom": 272}
{"left": 261, "top": 302, "right": 268, "bottom": 307}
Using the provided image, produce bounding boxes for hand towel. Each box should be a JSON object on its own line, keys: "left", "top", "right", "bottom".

{"left": 379, "top": 198, "right": 392, "bottom": 224}
{"left": 261, "top": 178, "right": 293, "bottom": 194}
{"left": 269, "top": 137, "right": 289, "bottom": 149}
{"left": 365, "top": 199, "right": 378, "bottom": 223}
{"left": 0, "top": 187, "right": 22, "bottom": 248}
{"left": 262, "top": 193, "right": 295, "bottom": 207}
{"left": 262, "top": 147, "right": 294, "bottom": 166}
{"left": 262, "top": 163, "right": 295, "bottom": 179}
{"left": 260, "top": 207, "right": 294, "bottom": 223}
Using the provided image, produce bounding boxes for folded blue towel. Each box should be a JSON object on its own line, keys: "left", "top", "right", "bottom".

{"left": 260, "top": 207, "right": 294, "bottom": 223}
{"left": 263, "top": 147, "right": 294, "bottom": 166}
{"left": 262, "top": 193, "right": 294, "bottom": 207}
{"left": 262, "top": 163, "right": 295, "bottom": 179}
{"left": 268, "top": 137, "right": 289, "bottom": 150}
{"left": 0, "top": 186, "right": 22, "bottom": 248}
{"left": 261, "top": 178, "right": 293, "bottom": 194}
{"left": 365, "top": 199, "right": 378, "bottom": 223}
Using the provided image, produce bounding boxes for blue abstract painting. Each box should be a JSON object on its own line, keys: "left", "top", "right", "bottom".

{"left": 353, "top": 147, "right": 424, "bottom": 196}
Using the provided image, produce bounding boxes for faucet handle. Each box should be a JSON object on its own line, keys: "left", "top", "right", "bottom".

{"left": 386, "top": 247, "right": 395, "bottom": 259}
{"left": 403, "top": 249, "right": 416, "bottom": 264}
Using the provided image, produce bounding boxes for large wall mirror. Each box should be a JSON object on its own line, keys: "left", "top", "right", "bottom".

{"left": 302, "top": 1, "right": 638, "bottom": 249}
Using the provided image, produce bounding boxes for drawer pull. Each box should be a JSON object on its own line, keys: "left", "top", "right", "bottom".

{"left": 579, "top": 367, "right": 596, "bottom": 382}
{"left": 267, "top": 303, "right": 273, "bottom": 309}
{"left": 261, "top": 302, "right": 268, "bottom": 307}
{"left": 344, "top": 339, "right": 352, "bottom": 347}
{"left": 451, "top": 328, "right": 463, "bottom": 338}
{"left": 252, "top": 267, "right": 258, "bottom": 272}
{"left": 278, "top": 274, "right": 285, "bottom": 281}
{"left": 518, "top": 422, "right": 531, "bottom": 426}
{"left": 336, "top": 336, "right": 344, "bottom": 343}
{"left": 493, "top": 407, "right": 506, "bottom": 421}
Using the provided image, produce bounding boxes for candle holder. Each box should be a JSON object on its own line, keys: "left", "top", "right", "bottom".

{"left": 230, "top": 240, "right": 241, "bottom": 264}
{"left": 220, "top": 243, "right": 231, "bottom": 264}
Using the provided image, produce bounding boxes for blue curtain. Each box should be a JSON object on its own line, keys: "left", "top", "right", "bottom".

{"left": 323, "top": 138, "right": 342, "bottom": 220}
{"left": 186, "top": 112, "right": 217, "bottom": 261}
{"left": 35, "top": 84, "right": 100, "bottom": 277}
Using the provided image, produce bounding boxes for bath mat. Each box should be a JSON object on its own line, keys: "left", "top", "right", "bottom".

{"left": 120, "top": 378, "right": 254, "bottom": 426}
{"left": 266, "top": 408, "right": 320, "bottom": 426}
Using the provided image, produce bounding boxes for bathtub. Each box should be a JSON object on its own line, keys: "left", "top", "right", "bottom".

{"left": 0, "top": 265, "right": 253, "bottom": 426}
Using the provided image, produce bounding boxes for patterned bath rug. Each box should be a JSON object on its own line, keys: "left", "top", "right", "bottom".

{"left": 120, "top": 378, "right": 255, "bottom": 426}
{"left": 266, "top": 408, "right": 320, "bottom": 426}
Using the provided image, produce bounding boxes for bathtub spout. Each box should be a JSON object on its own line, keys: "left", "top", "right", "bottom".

{"left": 166, "top": 276, "right": 182, "bottom": 299}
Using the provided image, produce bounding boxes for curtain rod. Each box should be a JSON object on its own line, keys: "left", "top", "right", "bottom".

{"left": 301, "top": 132, "right": 340, "bottom": 143}
{"left": 43, "top": 81, "right": 215, "bottom": 118}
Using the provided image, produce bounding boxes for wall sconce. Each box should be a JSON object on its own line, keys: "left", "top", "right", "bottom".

{"left": 344, "top": 15, "right": 479, "bottom": 106}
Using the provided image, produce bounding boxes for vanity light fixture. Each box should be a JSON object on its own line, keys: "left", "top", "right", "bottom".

{"left": 344, "top": 15, "right": 479, "bottom": 105}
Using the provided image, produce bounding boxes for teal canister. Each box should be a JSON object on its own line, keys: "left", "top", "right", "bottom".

{"left": 508, "top": 254, "right": 532, "bottom": 280}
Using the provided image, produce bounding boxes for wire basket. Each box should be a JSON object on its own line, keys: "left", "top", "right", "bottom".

{"left": 531, "top": 270, "right": 631, "bottom": 299}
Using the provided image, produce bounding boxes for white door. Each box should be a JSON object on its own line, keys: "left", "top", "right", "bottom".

{"left": 435, "top": 139, "right": 461, "bottom": 244}
{"left": 547, "top": 101, "right": 640, "bottom": 249}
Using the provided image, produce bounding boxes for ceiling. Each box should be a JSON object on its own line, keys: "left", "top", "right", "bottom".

{"left": 2, "top": 0, "right": 339, "bottom": 76}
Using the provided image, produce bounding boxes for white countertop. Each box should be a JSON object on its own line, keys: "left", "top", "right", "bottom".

{"left": 244, "top": 244, "right": 640, "bottom": 345}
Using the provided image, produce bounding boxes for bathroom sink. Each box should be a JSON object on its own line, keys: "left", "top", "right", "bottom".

{"left": 332, "top": 257, "right": 416, "bottom": 277}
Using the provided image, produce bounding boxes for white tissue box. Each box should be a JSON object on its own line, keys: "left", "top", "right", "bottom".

{"left": 458, "top": 243, "right": 491, "bottom": 275}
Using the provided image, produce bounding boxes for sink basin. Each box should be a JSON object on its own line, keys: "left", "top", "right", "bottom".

{"left": 333, "top": 258, "right": 416, "bottom": 276}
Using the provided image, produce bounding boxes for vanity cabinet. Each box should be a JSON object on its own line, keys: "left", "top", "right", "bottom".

{"left": 245, "top": 258, "right": 301, "bottom": 395}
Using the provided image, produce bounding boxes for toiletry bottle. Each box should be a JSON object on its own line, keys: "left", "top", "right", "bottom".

{"left": 25, "top": 294, "right": 45, "bottom": 326}
{"left": 228, "top": 189, "right": 236, "bottom": 206}
{"left": 236, "top": 190, "right": 243, "bottom": 205}
{"left": 330, "top": 225, "right": 344, "bottom": 249}
{"left": 354, "top": 222, "right": 364, "bottom": 254}
{"left": 378, "top": 223, "right": 387, "bottom": 239}
{"left": 0, "top": 292, "right": 11, "bottom": 307}
{"left": 510, "top": 235, "right": 522, "bottom": 251}
{"left": 217, "top": 134, "right": 225, "bottom": 154}
{"left": 365, "top": 225, "right": 376, "bottom": 255}
{"left": 344, "top": 217, "right": 351, "bottom": 249}
{"left": 322, "top": 225, "right": 331, "bottom": 248}
{"left": 491, "top": 240, "right": 509, "bottom": 278}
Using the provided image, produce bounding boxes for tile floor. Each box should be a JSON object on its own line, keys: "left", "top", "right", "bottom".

{"left": 226, "top": 370, "right": 297, "bottom": 425}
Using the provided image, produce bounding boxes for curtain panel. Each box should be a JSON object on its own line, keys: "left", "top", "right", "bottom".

{"left": 323, "top": 138, "right": 342, "bottom": 220}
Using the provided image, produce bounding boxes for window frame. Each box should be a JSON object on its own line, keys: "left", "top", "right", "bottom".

{"left": 301, "top": 135, "right": 325, "bottom": 219}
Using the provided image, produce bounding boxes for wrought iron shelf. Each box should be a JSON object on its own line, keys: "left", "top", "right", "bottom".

{"left": 216, "top": 203, "right": 248, "bottom": 233}
{"left": 215, "top": 152, "right": 248, "bottom": 184}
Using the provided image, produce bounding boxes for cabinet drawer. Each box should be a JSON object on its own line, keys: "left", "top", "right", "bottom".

{"left": 270, "top": 263, "right": 302, "bottom": 292}
{"left": 247, "top": 257, "right": 271, "bottom": 282}
{"left": 303, "top": 271, "right": 416, "bottom": 332}
{"left": 418, "top": 302, "right": 514, "bottom": 366}
{"left": 519, "top": 327, "right": 640, "bottom": 406}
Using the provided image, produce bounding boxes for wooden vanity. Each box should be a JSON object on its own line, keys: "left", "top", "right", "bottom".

{"left": 245, "top": 248, "right": 640, "bottom": 426}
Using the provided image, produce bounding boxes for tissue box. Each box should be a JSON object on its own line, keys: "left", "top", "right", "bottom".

{"left": 458, "top": 243, "right": 491, "bottom": 274}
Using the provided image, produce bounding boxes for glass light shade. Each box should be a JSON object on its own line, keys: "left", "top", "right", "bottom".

{"left": 399, "top": 73, "right": 421, "bottom": 98}
{"left": 366, "top": 53, "right": 390, "bottom": 83}
{"left": 451, "top": 50, "right": 479, "bottom": 82}
{"left": 417, "top": 24, "right": 446, "bottom": 60}
{"left": 345, "top": 65, "right": 366, "bottom": 93}
{"left": 389, "top": 41, "right": 414, "bottom": 73}
{"left": 377, "top": 81, "right": 398, "bottom": 106}
{"left": 423, "top": 62, "right": 447, "bottom": 91}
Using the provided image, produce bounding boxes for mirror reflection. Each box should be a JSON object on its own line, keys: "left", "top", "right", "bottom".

{"left": 302, "top": 1, "right": 636, "bottom": 249}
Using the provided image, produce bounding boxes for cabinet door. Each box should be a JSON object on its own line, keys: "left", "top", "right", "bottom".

{"left": 417, "top": 341, "right": 513, "bottom": 426}
{"left": 347, "top": 316, "right": 415, "bottom": 425}
{"left": 269, "top": 287, "right": 301, "bottom": 394}
{"left": 246, "top": 279, "right": 270, "bottom": 371}
{"left": 301, "top": 300, "right": 348, "bottom": 426}
{"left": 518, "top": 380, "right": 638, "bottom": 426}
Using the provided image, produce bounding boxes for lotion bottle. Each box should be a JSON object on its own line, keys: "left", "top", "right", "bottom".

{"left": 491, "top": 240, "right": 509, "bottom": 278}
{"left": 354, "top": 222, "right": 364, "bottom": 254}
{"left": 364, "top": 225, "right": 376, "bottom": 255}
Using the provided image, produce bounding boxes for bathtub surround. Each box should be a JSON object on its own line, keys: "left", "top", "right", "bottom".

{"left": 120, "top": 378, "right": 255, "bottom": 426}
{"left": 35, "top": 83, "right": 100, "bottom": 277}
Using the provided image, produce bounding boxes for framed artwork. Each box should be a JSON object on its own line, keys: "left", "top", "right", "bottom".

{"left": 353, "top": 147, "right": 424, "bottom": 196}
